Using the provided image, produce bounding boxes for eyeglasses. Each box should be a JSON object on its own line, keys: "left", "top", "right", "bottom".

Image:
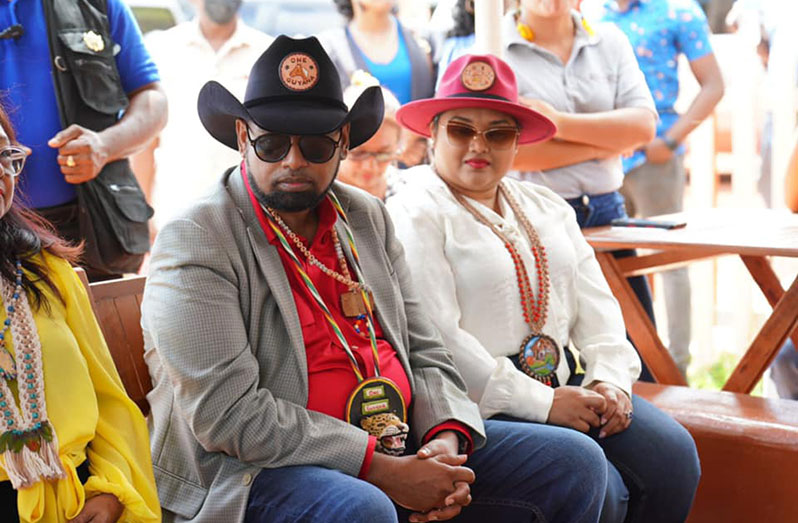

{"left": 246, "top": 127, "right": 342, "bottom": 164}
{"left": 347, "top": 150, "right": 396, "bottom": 164}
{"left": 444, "top": 121, "right": 520, "bottom": 150}
{"left": 0, "top": 146, "right": 27, "bottom": 178}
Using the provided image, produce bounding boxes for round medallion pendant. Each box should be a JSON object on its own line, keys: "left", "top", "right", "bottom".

{"left": 346, "top": 377, "right": 409, "bottom": 455}
{"left": 518, "top": 333, "right": 561, "bottom": 386}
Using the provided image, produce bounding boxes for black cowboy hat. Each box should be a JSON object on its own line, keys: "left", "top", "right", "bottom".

{"left": 198, "top": 35, "right": 384, "bottom": 150}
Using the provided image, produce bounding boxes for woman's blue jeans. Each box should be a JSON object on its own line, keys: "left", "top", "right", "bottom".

{"left": 567, "top": 191, "right": 656, "bottom": 382}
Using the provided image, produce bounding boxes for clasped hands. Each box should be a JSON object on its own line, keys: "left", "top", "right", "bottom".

{"left": 368, "top": 430, "right": 474, "bottom": 522}
{"left": 547, "top": 382, "right": 633, "bottom": 439}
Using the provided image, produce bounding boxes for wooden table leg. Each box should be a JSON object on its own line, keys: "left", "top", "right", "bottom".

{"left": 723, "top": 275, "right": 798, "bottom": 393}
{"left": 740, "top": 255, "right": 798, "bottom": 349}
{"left": 595, "top": 252, "right": 687, "bottom": 386}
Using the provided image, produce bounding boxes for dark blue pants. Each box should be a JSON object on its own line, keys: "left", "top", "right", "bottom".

{"left": 567, "top": 191, "right": 656, "bottom": 382}
{"left": 244, "top": 419, "right": 608, "bottom": 522}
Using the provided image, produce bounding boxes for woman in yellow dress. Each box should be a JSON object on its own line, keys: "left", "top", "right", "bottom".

{"left": 0, "top": 104, "right": 160, "bottom": 522}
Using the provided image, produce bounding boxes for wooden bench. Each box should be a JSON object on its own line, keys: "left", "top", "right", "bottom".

{"left": 73, "top": 270, "right": 798, "bottom": 520}
{"left": 77, "top": 269, "right": 152, "bottom": 416}
{"left": 634, "top": 382, "right": 798, "bottom": 523}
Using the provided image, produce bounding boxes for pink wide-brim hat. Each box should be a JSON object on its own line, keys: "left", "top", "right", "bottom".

{"left": 396, "top": 54, "right": 556, "bottom": 145}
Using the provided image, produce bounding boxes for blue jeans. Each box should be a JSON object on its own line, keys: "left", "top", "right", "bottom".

{"left": 567, "top": 191, "right": 656, "bottom": 382}
{"left": 562, "top": 375, "right": 701, "bottom": 523}
{"left": 244, "top": 419, "right": 607, "bottom": 522}
{"left": 771, "top": 339, "right": 798, "bottom": 399}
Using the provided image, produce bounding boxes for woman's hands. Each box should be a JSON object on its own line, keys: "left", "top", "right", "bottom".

{"left": 69, "top": 493, "right": 124, "bottom": 523}
{"left": 588, "top": 382, "right": 633, "bottom": 438}
{"left": 547, "top": 385, "right": 606, "bottom": 432}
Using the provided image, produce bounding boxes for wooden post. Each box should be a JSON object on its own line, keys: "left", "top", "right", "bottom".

{"left": 474, "top": 0, "right": 503, "bottom": 56}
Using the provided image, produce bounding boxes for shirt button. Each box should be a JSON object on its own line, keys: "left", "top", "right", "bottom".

{"left": 242, "top": 473, "right": 253, "bottom": 486}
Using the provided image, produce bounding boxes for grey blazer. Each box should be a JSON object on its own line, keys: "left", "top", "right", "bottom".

{"left": 141, "top": 167, "right": 485, "bottom": 522}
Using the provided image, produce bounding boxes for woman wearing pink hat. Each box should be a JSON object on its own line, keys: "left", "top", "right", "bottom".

{"left": 387, "top": 54, "right": 700, "bottom": 523}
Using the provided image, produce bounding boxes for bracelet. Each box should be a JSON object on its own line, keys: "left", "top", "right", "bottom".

{"left": 662, "top": 135, "right": 679, "bottom": 151}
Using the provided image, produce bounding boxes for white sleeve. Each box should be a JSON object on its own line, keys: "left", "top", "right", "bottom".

{"left": 386, "top": 194, "right": 555, "bottom": 423}
{"left": 563, "top": 203, "right": 642, "bottom": 395}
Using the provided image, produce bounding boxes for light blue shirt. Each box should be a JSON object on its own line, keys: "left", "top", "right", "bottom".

{"left": 597, "top": 0, "right": 713, "bottom": 172}
{"left": 0, "top": 0, "right": 160, "bottom": 207}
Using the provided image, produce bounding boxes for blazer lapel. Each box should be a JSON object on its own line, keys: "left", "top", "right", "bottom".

{"left": 332, "top": 188, "right": 411, "bottom": 375}
{"left": 227, "top": 169, "right": 309, "bottom": 383}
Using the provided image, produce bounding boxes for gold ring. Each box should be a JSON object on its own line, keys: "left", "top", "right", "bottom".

{"left": 66, "top": 155, "right": 76, "bottom": 168}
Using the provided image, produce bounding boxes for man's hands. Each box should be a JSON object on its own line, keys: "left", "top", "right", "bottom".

{"left": 367, "top": 431, "right": 474, "bottom": 522}
{"left": 68, "top": 493, "right": 124, "bottom": 523}
{"left": 49, "top": 124, "right": 111, "bottom": 184}
{"left": 588, "top": 382, "right": 633, "bottom": 439}
{"left": 547, "top": 385, "right": 606, "bottom": 433}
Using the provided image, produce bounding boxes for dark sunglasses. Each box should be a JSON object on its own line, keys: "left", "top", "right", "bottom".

{"left": 444, "top": 121, "right": 520, "bottom": 150}
{"left": 246, "top": 127, "right": 342, "bottom": 164}
{"left": 0, "top": 146, "right": 27, "bottom": 178}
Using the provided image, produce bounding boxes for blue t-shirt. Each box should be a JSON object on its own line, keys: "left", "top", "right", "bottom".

{"left": 0, "top": 0, "right": 160, "bottom": 208}
{"left": 356, "top": 18, "right": 413, "bottom": 105}
{"left": 598, "top": 0, "right": 713, "bottom": 172}
{"left": 436, "top": 34, "right": 476, "bottom": 90}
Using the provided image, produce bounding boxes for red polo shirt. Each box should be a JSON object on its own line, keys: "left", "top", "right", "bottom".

{"left": 242, "top": 166, "right": 471, "bottom": 476}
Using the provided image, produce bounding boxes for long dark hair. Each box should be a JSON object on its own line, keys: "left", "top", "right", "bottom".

{"left": 448, "top": 0, "right": 475, "bottom": 38}
{"left": 0, "top": 102, "right": 81, "bottom": 308}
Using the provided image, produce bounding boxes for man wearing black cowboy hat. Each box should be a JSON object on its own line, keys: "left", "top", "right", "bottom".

{"left": 141, "top": 35, "right": 606, "bottom": 523}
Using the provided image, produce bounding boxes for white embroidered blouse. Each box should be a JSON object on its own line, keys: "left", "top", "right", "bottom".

{"left": 386, "top": 166, "right": 641, "bottom": 422}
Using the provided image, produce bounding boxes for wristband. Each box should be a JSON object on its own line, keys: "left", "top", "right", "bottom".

{"left": 662, "top": 136, "right": 679, "bottom": 151}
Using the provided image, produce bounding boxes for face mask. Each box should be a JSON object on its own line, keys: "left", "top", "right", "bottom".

{"left": 204, "top": 0, "right": 242, "bottom": 25}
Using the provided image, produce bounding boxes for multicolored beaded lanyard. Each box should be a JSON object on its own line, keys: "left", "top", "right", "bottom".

{"left": 241, "top": 169, "right": 408, "bottom": 454}
{"left": 0, "top": 261, "right": 65, "bottom": 488}
{"left": 449, "top": 181, "right": 561, "bottom": 386}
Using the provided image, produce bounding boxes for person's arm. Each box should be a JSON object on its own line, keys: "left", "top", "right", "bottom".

{"left": 665, "top": 53, "right": 724, "bottom": 145}
{"left": 53, "top": 257, "right": 160, "bottom": 522}
{"left": 48, "top": 83, "right": 168, "bottom": 184}
{"left": 545, "top": 106, "right": 657, "bottom": 153}
{"left": 547, "top": 189, "right": 641, "bottom": 394}
{"left": 785, "top": 134, "right": 798, "bottom": 212}
{"left": 513, "top": 138, "right": 616, "bottom": 172}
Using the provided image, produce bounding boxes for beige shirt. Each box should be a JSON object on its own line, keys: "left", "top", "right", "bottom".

{"left": 145, "top": 20, "right": 273, "bottom": 228}
{"left": 503, "top": 10, "right": 656, "bottom": 198}
{"left": 386, "top": 166, "right": 641, "bottom": 422}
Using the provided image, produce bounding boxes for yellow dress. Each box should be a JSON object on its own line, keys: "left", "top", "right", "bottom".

{"left": 0, "top": 252, "right": 160, "bottom": 522}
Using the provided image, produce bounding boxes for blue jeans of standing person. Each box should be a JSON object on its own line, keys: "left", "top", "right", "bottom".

{"left": 771, "top": 339, "right": 798, "bottom": 400}
{"left": 563, "top": 374, "right": 701, "bottom": 523}
{"left": 567, "top": 191, "right": 656, "bottom": 382}
{"left": 244, "top": 419, "right": 608, "bottom": 522}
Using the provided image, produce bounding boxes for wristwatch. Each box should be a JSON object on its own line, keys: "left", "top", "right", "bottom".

{"left": 662, "top": 135, "right": 679, "bottom": 151}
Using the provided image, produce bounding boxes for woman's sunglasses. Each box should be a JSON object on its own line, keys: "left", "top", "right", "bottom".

{"left": 0, "top": 146, "right": 26, "bottom": 178}
{"left": 444, "top": 121, "right": 520, "bottom": 150}
{"left": 246, "top": 127, "right": 342, "bottom": 164}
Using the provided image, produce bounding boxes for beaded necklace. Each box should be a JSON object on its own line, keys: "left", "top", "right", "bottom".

{"left": 449, "top": 181, "right": 561, "bottom": 386}
{"left": 0, "top": 261, "right": 23, "bottom": 381}
{"left": 0, "top": 261, "right": 66, "bottom": 488}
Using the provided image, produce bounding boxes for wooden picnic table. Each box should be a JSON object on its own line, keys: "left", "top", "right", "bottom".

{"left": 582, "top": 208, "right": 798, "bottom": 393}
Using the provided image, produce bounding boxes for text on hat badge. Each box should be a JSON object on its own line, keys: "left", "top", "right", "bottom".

{"left": 461, "top": 61, "right": 496, "bottom": 92}
{"left": 279, "top": 53, "right": 320, "bottom": 92}
{"left": 83, "top": 30, "right": 105, "bottom": 53}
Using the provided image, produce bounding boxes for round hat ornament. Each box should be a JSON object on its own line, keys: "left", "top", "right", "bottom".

{"left": 279, "top": 52, "right": 319, "bottom": 91}
{"left": 461, "top": 61, "right": 496, "bottom": 92}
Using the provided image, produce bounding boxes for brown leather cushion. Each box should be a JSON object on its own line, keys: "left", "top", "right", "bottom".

{"left": 634, "top": 382, "right": 798, "bottom": 522}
